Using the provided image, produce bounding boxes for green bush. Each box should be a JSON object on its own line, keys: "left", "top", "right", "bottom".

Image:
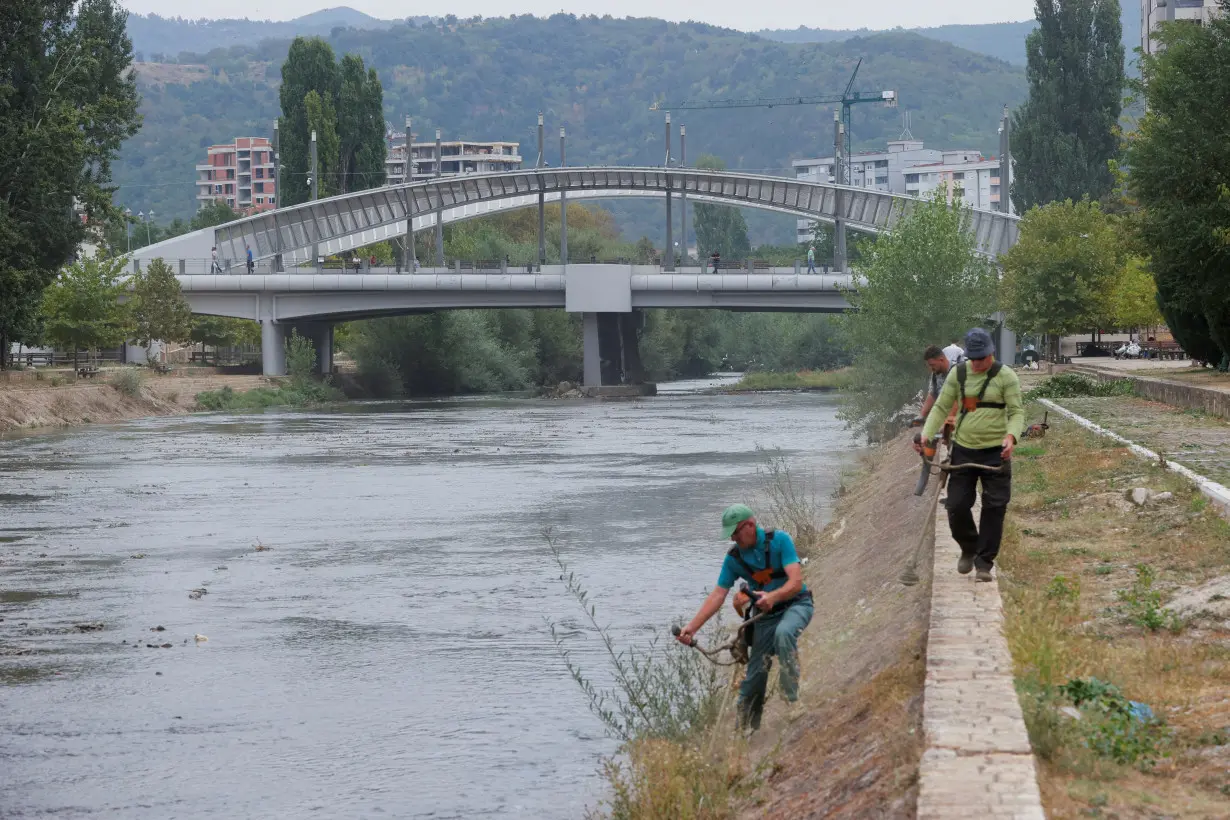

{"left": 1058, "top": 677, "right": 1169, "bottom": 768}
{"left": 1027, "top": 374, "right": 1135, "bottom": 398}
{"left": 109, "top": 368, "right": 144, "bottom": 398}
{"left": 1115, "top": 564, "right": 1184, "bottom": 632}
{"left": 194, "top": 380, "right": 342, "bottom": 412}
{"left": 285, "top": 331, "right": 317, "bottom": 380}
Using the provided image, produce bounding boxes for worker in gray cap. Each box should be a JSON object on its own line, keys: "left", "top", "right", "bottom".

{"left": 916, "top": 328, "right": 1024, "bottom": 582}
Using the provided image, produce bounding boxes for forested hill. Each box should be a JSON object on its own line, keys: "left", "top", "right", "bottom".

{"left": 117, "top": 16, "right": 1027, "bottom": 235}
{"left": 759, "top": 0, "right": 1142, "bottom": 69}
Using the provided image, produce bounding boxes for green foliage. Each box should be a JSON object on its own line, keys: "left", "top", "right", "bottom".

{"left": 692, "top": 155, "right": 750, "bottom": 262}
{"left": 1000, "top": 199, "right": 1122, "bottom": 337}
{"left": 1058, "top": 677, "right": 1169, "bottom": 767}
{"left": 1109, "top": 256, "right": 1164, "bottom": 331}
{"left": 1025, "top": 374, "right": 1134, "bottom": 398}
{"left": 728, "top": 369, "right": 853, "bottom": 392}
{"left": 130, "top": 258, "right": 193, "bottom": 357}
{"left": 40, "top": 255, "right": 133, "bottom": 357}
{"left": 0, "top": 0, "right": 141, "bottom": 365}
{"left": 1115, "top": 565, "right": 1184, "bottom": 633}
{"left": 545, "top": 530, "right": 723, "bottom": 744}
{"left": 839, "top": 188, "right": 997, "bottom": 440}
{"left": 284, "top": 331, "right": 317, "bottom": 380}
{"left": 1011, "top": 0, "right": 1125, "bottom": 210}
{"left": 278, "top": 38, "right": 384, "bottom": 206}
{"left": 190, "top": 315, "right": 259, "bottom": 348}
{"left": 194, "top": 380, "right": 342, "bottom": 411}
{"left": 1130, "top": 11, "right": 1230, "bottom": 366}
{"left": 109, "top": 367, "right": 144, "bottom": 398}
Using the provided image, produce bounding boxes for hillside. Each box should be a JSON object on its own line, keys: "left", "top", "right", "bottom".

{"left": 760, "top": 0, "right": 1143, "bottom": 70}
{"left": 115, "top": 17, "right": 1027, "bottom": 242}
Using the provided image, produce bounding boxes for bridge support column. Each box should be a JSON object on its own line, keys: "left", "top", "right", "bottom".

{"left": 583, "top": 312, "right": 601, "bottom": 387}
{"left": 261, "top": 320, "right": 286, "bottom": 377}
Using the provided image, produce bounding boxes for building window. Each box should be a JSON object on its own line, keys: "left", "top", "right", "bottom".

{"left": 952, "top": 172, "right": 965, "bottom": 180}
{"left": 875, "top": 176, "right": 888, "bottom": 185}
{"left": 905, "top": 173, "right": 919, "bottom": 184}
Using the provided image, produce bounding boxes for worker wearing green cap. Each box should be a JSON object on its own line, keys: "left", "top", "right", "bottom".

{"left": 676, "top": 503, "right": 813, "bottom": 731}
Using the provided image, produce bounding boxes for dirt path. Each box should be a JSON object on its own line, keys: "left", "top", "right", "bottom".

{"left": 0, "top": 373, "right": 274, "bottom": 435}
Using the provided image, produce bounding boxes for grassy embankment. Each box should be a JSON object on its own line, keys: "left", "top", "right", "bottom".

{"left": 194, "top": 378, "right": 342, "bottom": 411}
{"left": 556, "top": 443, "right": 932, "bottom": 819}
{"left": 724, "top": 368, "right": 854, "bottom": 392}
{"left": 1000, "top": 396, "right": 1230, "bottom": 817}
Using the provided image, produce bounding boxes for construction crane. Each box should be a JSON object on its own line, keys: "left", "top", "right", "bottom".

{"left": 651, "top": 60, "right": 897, "bottom": 273}
{"left": 651, "top": 59, "right": 897, "bottom": 184}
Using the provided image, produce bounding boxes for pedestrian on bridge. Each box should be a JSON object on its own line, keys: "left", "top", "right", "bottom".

{"left": 710, "top": 250, "right": 720, "bottom": 274}
{"left": 676, "top": 504, "right": 813, "bottom": 732}
{"left": 245, "top": 244, "right": 254, "bottom": 274}
{"left": 806, "top": 245, "right": 817, "bottom": 274}
{"left": 915, "top": 328, "right": 1023, "bottom": 582}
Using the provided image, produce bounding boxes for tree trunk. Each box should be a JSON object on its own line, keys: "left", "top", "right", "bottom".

{"left": 73, "top": 348, "right": 79, "bottom": 375}
{"left": 0, "top": 330, "right": 8, "bottom": 370}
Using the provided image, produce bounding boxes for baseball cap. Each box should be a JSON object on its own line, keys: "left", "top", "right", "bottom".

{"left": 721, "top": 504, "right": 755, "bottom": 539}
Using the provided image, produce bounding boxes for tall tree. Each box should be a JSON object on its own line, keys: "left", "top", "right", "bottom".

{"left": 692, "top": 155, "right": 751, "bottom": 262}
{"left": 1011, "top": 0, "right": 1125, "bottom": 211}
{"left": 999, "top": 199, "right": 1121, "bottom": 347}
{"left": 1130, "top": 7, "right": 1230, "bottom": 368}
{"left": 277, "top": 38, "right": 385, "bottom": 207}
{"left": 337, "top": 54, "right": 386, "bottom": 194}
{"left": 840, "top": 189, "right": 996, "bottom": 441}
{"left": 130, "top": 258, "right": 193, "bottom": 361}
{"left": 278, "top": 37, "right": 340, "bottom": 207}
{"left": 40, "top": 255, "right": 133, "bottom": 371}
{"left": 0, "top": 0, "right": 141, "bottom": 367}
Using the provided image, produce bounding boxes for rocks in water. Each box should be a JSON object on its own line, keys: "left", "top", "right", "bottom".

{"left": 150, "top": 625, "right": 166, "bottom": 632}
{"left": 74, "top": 622, "right": 104, "bottom": 632}
{"left": 194, "top": 634, "right": 208, "bottom": 643}
{"left": 130, "top": 553, "right": 146, "bottom": 559}
{"left": 252, "top": 542, "right": 272, "bottom": 552}
{"left": 146, "top": 642, "right": 173, "bottom": 649}
{"left": 188, "top": 588, "right": 207, "bottom": 600}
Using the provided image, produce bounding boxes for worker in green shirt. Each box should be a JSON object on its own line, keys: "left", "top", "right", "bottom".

{"left": 915, "top": 328, "right": 1024, "bottom": 582}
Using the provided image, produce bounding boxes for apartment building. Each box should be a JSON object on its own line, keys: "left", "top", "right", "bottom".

{"left": 1143, "top": 0, "right": 1222, "bottom": 55}
{"left": 196, "top": 137, "right": 276, "bottom": 214}
{"left": 792, "top": 139, "right": 1010, "bottom": 242}
{"left": 385, "top": 138, "right": 522, "bottom": 184}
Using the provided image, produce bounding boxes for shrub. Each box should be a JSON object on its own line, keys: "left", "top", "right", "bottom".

{"left": 1027, "top": 374, "right": 1135, "bottom": 399}
{"left": 109, "top": 368, "right": 144, "bottom": 398}
{"left": 1058, "top": 677, "right": 1169, "bottom": 768}
{"left": 756, "top": 447, "right": 821, "bottom": 555}
{"left": 1115, "top": 564, "right": 1184, "bottom": 632}
{"left": 285, "top": 331, "right": 317, "bottom": 380}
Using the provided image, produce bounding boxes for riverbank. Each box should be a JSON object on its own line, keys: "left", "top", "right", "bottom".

{"left": 1001, "top": 400, "right": 1230, "bottom": 817}
{"left": 722, "top": 368, "right": 853, "bottom": 393}
{"left": 603, "top": 436, "right": 934, "bottom": 818}
{"left": 0, "top": 371, "right": 274, "bottom": 435}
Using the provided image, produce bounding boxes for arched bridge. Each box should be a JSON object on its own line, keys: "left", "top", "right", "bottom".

{"left": 133, "top": 167, "right": 1020, "bottom": 267}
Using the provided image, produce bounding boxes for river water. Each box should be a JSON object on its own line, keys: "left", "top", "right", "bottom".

{"left": 0, "top": 383, "right": 857, "bottom": 818}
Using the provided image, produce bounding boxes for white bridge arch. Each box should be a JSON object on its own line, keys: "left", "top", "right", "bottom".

{"left": 134, "top": 166, "right": 1020, "bottom": 267}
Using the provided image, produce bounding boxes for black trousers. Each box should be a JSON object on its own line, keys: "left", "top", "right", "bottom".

{"left": 945, "top": 444, "right": 1012, "bottom": 570}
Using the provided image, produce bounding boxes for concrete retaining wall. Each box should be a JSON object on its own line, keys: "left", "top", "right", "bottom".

{"left": 1075, "top": 367, "right": 1230, "bottom": 420}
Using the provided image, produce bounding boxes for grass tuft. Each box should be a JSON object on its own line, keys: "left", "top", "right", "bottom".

{"left": 726, "top": 368, "right": 853, "bottom": 392}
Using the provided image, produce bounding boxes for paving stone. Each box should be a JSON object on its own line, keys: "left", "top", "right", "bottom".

{"left": 918, "top": 496, "right": 1047, "bottom": 818}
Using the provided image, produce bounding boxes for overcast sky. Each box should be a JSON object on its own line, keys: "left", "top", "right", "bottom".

{"left": 120, "top": 1, "right": 1037, "bottom": 32}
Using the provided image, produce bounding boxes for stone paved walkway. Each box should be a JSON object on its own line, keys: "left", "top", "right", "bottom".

{"left": 917, "top": 499, "right": 1045, "bottom": 819}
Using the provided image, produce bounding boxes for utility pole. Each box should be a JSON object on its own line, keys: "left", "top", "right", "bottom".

{"left": 559, "top": 126, "right": 567, "bottom": 265}
{"left": 434, "top": 128, "right": 443, "bottom": 268}
{"left": 310, "top": 130, "right": 319, "bottom": 270}
{"left": 998, "top": 105, "right": 1011, "bottom": 214}
{"left": 833, "top": 112, "right": 846, "bottom": 273}
{"left": 679, "top": 124, "right": 687, "bottom": 267}
{"left": 664, "top": 112, "right": 673, "bottom": 272}
{"left": 537, "top": 112, "right": 545, "bottom": 268}
{"left": 272, "top": 119, "right": 283, "bottom": 271}
{"left": 405, "top": 116, "right": 415, "bottom": 270}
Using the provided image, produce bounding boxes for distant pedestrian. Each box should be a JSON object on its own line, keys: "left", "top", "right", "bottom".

{"left": 210, "top": 246, "right": 220, "bottom": 273}
{"left": 806, "top": 245, "right": 816, "bottom": 274}
{"left": 942, "top": 338, "right": 966, "bottom": 367}
{"left": 710, "top": 250, "right": 720, "bottom": 274}
{"left": 369, "top": 253, "right": 377, "bottom": 268}
{"left": 352, "top": 254, "right": 361, "bottom": 273}
{"left": 245, "top": 244, "right": 254, "bottom": 274}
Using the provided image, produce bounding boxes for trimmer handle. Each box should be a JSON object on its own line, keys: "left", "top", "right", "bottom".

{"left": 671, "top": 626, "right": 694, "bottom": 646}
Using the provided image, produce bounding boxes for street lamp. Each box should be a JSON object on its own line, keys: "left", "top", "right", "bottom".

{"left": 124, "top": 208, "right": 131, "bottom": 253}
{"left": 146, "top": 209, "right": 154, "bottom": 246}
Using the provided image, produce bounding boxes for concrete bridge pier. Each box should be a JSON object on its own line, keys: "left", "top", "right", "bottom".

{"left": 261, "top": 319, "right": 286, "bottom": 377}
{"left": 583, "top": 312, "right": 643, "bottom": 387}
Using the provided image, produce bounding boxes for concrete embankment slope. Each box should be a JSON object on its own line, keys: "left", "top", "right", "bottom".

{"left": 743, "top": 439, "right": 936, "bottom": 817}
{"left": 0, "top": 373, "right": 271, "bottom": 434}
{"left": 745, "top": 437, "right": 1044, "bottom": 818}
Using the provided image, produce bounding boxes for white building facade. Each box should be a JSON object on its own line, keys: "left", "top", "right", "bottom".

{"left": 385, "top": 139, "right": 522, "bottom": 185}
{"left": 1143, "top": 0, "right": 1222, "bottom": 55}
{"left": 793, "top": 139, "right": 1011, "bottom": 243}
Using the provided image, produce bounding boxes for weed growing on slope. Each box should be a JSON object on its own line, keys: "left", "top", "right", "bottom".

{"left": 1115, "top": 565, "right": 1185, "bottom": 633}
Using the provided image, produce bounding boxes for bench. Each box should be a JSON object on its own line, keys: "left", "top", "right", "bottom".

{"left": 1143, "top": 341, "right": 1186, "bottom": 360}
{"left": 77, "top": 365, "right": 100, "bottom": 378}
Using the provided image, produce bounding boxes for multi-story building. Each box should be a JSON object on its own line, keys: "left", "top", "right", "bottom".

{"left": 196, "top": 137, "right": 276, "bottom": 214}
{"left": 1143, "top": 0, "right": 1222, "bottom": 55}
{"left": 385, "top": 138, "right": 522, "bottom": 184}
{"left": 792, "top": 139, "right": 1010, "bottom": 243}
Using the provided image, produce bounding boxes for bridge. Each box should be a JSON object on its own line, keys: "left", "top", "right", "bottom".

{"left": 178, "top": 267, "right": 855, "bottom": 386}
{"left": 132, "top": 166, "right": 1021, "bottom": 386}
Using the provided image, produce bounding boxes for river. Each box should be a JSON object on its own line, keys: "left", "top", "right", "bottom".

{"left": 0, "top": 383, "right": 857, "bottom": 818}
